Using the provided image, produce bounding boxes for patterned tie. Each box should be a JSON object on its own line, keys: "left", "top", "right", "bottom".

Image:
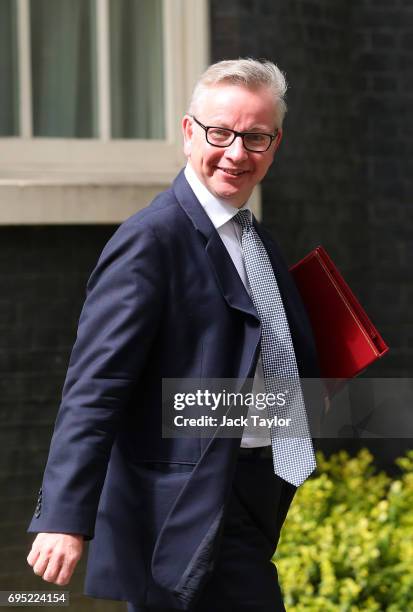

{"left": 234, "top": 210, "right": 316, "bottom": 487}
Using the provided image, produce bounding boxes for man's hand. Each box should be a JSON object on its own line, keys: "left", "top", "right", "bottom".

{"left": 27, "top": 533, "right": 84, "bottom": 586}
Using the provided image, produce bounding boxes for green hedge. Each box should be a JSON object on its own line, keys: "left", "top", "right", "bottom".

{"left": 273, "top": 449, "right": 413, "bottom": 611}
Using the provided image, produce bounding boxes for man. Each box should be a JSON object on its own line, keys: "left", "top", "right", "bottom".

{"left": 27, "top": 59, "right": 319, "bottom": 611}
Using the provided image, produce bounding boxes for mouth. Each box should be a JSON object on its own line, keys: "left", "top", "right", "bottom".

{"left": 216, "top": 166, "right": 248, "bottom": 177}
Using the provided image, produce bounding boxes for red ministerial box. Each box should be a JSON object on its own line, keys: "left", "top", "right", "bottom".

{"left": 289, "top": 246, "right": 389, "bottom": 390}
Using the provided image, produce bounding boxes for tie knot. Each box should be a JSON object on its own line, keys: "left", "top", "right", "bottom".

{"left": 234, "top": 210, "right": 253, "bottom": 231}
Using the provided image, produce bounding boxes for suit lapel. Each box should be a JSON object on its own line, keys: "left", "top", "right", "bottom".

{"left": 173, "top": 171, "right": 259, "bottom": 323}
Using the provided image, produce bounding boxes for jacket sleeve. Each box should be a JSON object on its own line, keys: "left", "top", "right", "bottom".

{"left": 28, "top": 218, "right": 165, "bottom": 538}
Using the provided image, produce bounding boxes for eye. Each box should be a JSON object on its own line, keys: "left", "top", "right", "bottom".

{"left": 245, "top": 133, "right": 267, "bottom": 144}
{"left": 208, "top": 128, "right": 233, "bottom": 142}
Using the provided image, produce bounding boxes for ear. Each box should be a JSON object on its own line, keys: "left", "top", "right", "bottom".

{"left": 182, "top": 115, "right": 193, "bottom": 158}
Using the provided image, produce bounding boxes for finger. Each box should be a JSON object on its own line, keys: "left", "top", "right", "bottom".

{"left": 27, "top": 546, "right": 40, "bottom": 567}
{"left": 42, "top": 556, "right": 63, "bottom": 584}
{"left": 32, "top": 554, "right": 50, "bottom": 577}
{"left": 54, "top": 555, "right": 78, "bottom": 586}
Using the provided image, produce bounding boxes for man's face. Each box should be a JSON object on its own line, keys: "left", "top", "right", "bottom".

{"left": 182, "top": 84, "right": 282, "bottom": 208}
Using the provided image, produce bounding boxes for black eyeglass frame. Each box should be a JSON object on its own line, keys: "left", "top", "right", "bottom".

{"left": 189, "top": 115, "right": 279, "bottom": 153}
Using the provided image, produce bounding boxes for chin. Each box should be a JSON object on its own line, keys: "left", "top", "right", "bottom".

{"left": 214, "top": 182, "right": 241, "bottom": 197}
{"left": 218, "top": 190, "right": 241, "bottom": 202}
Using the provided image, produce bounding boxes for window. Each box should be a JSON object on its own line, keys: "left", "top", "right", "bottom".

{"left": 0, "top": 0, "right": 209, "bottom": 187}
{"left": 1, "top": 0, "right": 165, "bottom": 139}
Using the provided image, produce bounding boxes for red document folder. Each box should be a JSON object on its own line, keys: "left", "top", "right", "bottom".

{"left": 289, "top": 246, "right": 389, "bottom": 391}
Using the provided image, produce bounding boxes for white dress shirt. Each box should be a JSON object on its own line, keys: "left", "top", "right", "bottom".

{"left": 184, "top": 162, "right": 271, "bottom": 447}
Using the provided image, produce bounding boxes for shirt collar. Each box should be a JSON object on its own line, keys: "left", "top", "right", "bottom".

{"left": 184, "top": 162, "right": 252, "bottom": 230}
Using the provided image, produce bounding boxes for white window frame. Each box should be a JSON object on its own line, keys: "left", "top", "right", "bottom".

{"left": 0, "top": 0, "right": 209, "bottom": 185}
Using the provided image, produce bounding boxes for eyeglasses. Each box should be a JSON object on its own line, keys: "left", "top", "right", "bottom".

{"left": 190, "top": 115, "right": 278, "bottom": 153}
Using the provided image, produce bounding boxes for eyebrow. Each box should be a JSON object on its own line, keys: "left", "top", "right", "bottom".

{"left": 207, "top": 120, "right": 273, "bottom": 132}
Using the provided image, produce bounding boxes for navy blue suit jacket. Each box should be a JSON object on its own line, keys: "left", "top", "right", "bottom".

{"left": 29, "top": 171, "right": 319, "bottom": 608}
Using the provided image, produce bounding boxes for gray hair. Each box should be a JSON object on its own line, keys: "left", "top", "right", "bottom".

{"left": 188, "top": 58, "right": 288, "bottom": 127}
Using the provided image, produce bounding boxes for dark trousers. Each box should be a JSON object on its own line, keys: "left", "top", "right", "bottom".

{"left": 128, "top": 447, "right": 296, "bottom": 612}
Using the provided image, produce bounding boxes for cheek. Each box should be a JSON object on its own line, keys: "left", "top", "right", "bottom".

{"left": 203, "top": 150, "right": 223, "bottom": 172}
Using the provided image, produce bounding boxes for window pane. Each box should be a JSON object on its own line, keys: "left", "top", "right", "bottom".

{"left": 0, "top": 0, "right": 18, "bottom": 135}
{"left": 110, "top": 0, "right": 165, "bottom": 139}
{"left": 30, "top": 0, "right": 96, "bottom": 137}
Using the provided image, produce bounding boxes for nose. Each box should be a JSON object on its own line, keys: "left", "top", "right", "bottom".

{"left": 224, "top": 135, "right": 249, "bottom": 162}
